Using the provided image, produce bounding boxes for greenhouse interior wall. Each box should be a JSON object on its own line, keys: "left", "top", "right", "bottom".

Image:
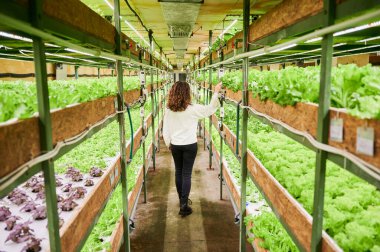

{"left": 0, "top": 0, "right": 379, "bottom": 252}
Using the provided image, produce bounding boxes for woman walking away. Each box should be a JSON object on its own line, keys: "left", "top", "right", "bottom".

{"left": 163, "top": 81, "right": 222, "bottom": 217}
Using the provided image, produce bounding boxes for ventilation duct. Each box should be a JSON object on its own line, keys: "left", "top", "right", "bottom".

{"left": 160, "top": 2, "right": 201, "bottom": 59}
{"left": 169, "top": 25, "right": 192, "bottom": 38}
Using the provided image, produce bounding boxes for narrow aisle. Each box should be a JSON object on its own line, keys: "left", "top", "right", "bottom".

{"left": 130, "top": 139, "right": 253, "bottom": 252}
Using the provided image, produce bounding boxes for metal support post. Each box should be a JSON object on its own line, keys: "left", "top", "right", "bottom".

{"left": 141, "top": 93, "right": 147, "bottom": 203}
{"left": 203, "top": 69, "right": 207, "bottom": 150}
{"left": 240, "top": 0, "right": 250, "bottom": 251}
{"left": 31, "top": 1, "right": 61, "bottom": 250}
{"left": 219, "top": 84, "right": 224, "bottom": 200}
{"left": 208, "top": 30, "right": 213, "bottom": 170}
{"left": 311, "top": 0, "right": 335, "bottom": 251}
{"left": 97, "top": 67, "right": 100, "bottom": 79}
{"left": 140, "top": 51, "right": 148, "bottom": 204}
{"left": 75, "top": 65, "right": 79, "bottom": 79}
{"left": 156, "top": 69, "right": 161, "bottom": 152}
{"left": 236, "top": 101, "right": 241, "bottom": 156}
{"left": 149, "top": 29, "right": 156, "bottom": 171}
{"left": 114, "top": 0, "right": 130, "bottom": 251}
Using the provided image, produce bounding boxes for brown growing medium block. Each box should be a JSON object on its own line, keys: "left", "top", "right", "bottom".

{"left": 248, "top": 92, "right": 318, "bottom": 136}
{"left": 0, "top": 118, "right": 40, "bottom": 179}
{"left": 43, "top": 0, "right": 115, "bottom": 45}
{"left": 337, "top": 54, "right": 370, "bottom": 67}
{"left": 124, "top": 89, "right": 141, "bottom": 104}
{"left": 249, "top": 0, "right": 323, "bottom": 42}
{"left": 329, "top": 109, "right": 380, "bottom": 168}
{"left": 51, "top": 96, "right": 116, "bottom": 143}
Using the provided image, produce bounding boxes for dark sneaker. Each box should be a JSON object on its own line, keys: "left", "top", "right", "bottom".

{"left": 179, "top": 198, "right": 193, "bottom": 217}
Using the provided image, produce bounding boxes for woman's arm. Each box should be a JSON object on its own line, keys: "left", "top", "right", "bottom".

{"left": 192, "top": 83, "right": 222, "bottom": 119}
{"left": 163, "top": 108, "right": 171, "bottom": 147}
{"left": 192, "top": 92, "right": 220, "bottom": 119}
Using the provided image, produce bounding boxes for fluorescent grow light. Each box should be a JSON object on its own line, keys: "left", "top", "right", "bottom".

{"left": 357, "top": 35, "right": 380, "bottom": 43}
{"left": 248, "top": 52, "right": 266, "bottom": 58}
{"left": 103, "top": 0, "right": 114, "bottom": 10}
{"left": 334, "top": 44, "right": 380, "bottom": 55}
{"left": 270, "top": 44, "right": 297, "bottom": 53}
{"left": 334, "top": 21, "right": 380, "bottom": 36}
{"left": 306, "top": 21, "right": 380, "bottom": 43}
{"left": 219, "top": 19, "right": 238, "bottom": 39}
{"left": 65, "top": 48, "right": 94, "bottom": 56}
{"left": 305, "top": 37, "right": 322, "bottom": 43}
{"left": 0, "top": 31, "right": 32, "bottom": 42}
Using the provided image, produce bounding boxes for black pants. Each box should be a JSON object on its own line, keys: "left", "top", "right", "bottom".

{"left": 170, "top": 142, "right": 198, "bottom": 200}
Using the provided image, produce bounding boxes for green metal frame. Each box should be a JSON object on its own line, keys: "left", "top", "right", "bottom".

{"left": 208, "top": 30, "right": 213, "bottom": 170}
{"left": 239, "top": 1, "right": 250, "bottom": 251}
{"left": 149, "top": 30, "right": 157, "bottom": 172}
{"left": 191, "top": 1, "right": 380, "bottom": 251}
{"left": 235, "top": 100, "right": 241, "bottom": 156}
{"left": 203, "top": 70, "right": 207, "bottom": 151}
{"left": 0, "top": 1, "right": 169, "bottom": 247}
{"left": 311, "top": 0, "right": 335, "bottom": 251}
{"left": 218, "top": 69, "right": 224, "bottom": 201}
{"left": 140, "top": 65, "right": 148, "bottom": 204}
{"left": 113, "top": 1, "right": 130, "bottom": 251}
{"left": 156, "top": 69, "right": 160, "bottom": 152}
{"left": 31, "top": 0, "right": 61, "bottom": 251}
{"left": 74, "top": 65, "right": 79, "bottom": 79}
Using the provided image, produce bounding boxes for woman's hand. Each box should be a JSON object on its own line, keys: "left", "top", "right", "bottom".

{"left": 214, "top": 82, "right": 223, "bottom": 93}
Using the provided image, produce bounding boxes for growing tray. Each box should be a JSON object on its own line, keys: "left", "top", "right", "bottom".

{"left": 204, "top": 119, "right": 341, "bottom": 252}
{"left": 108, "top": 121, "right": 161, "bottom": 251}
{"left": 205, "top": 85, "right": 380, "bottom": 170}
{"left": 0, "top": 84, "right": 166, "bottom": 180}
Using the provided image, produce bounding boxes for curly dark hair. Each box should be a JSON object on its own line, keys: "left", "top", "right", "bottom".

{"left": 167, "top": 81, "right": 192, "bottom": 112}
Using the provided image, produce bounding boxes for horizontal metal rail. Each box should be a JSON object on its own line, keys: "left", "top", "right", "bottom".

{"left": 196, "top": 85, "right": 379, "bottom": 189}
{"left": 0, "top": 96, "right": 165, "bottom": 198}
{"left": 195, "top": 8, "right": 380, "bottom": 70}
{"left": 0, "top": 11, "right": 162, "bottom": 70}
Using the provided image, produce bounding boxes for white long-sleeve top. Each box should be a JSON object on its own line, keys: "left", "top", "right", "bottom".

{"left": 163, "top": 92, "right": 219, "bottom": 147}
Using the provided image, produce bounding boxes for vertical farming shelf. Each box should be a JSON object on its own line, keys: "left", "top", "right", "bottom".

{"left": 0, "top": 88, "right": 140, "bottom": 180}
{"left": 109, "top": 122, "right": 162, "bottom": 252}
{"left": 59, "top": 110, "right": 160, "bottom": 251}
{"left": 202, "top": 119, "right": 341, "bottom": 252}
{"left": 201, "top": 84, "right": 379, "bottom": 188}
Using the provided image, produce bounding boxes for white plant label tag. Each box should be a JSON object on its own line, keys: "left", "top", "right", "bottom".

{"left": 330, "top": 118, "right": 343, "bottom": 142}
{"left": 109, "top": 172, "right": 115, "bottom": 186}
{"left": 356, "top": 127, "right": 375, "bottom": 156}
{"left": 220, "top": 107, "right": 225, "bottom": 118}
{"left": 218, "top": 68, "right": 225, "bottom": 79}
{"left": 140, "top": 71, "right": 145, "bottom": 85}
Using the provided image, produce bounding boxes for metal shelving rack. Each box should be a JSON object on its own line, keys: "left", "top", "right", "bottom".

{"left": 192, "top": 0, "right": 380, "bottom": 251}
{"left": 0, "top": 1, "right": 171, "bottom": 251}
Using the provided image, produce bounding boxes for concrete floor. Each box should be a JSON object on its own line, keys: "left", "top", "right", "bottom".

{"left": 129, "top": 139, "right": 253, "bottom": 252}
